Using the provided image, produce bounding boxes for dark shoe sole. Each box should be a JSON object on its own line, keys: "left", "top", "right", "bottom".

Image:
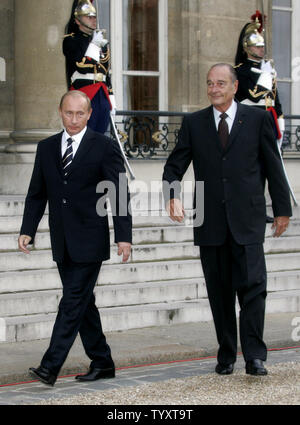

{"left": 29, "top": 369, "right": 56, "bottom": 386}
{"left": 215, "top": 364, "right": 234, "bottom": 375}
{"left": 246, "top": 369, "right": 268, "bottom": 376}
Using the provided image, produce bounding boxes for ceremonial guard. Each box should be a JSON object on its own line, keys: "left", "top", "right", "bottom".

{"left": 234, "top": 11, "right": 297, "bottom": 206}
{"left": 234, "top": 11, "right": 284, "bottom": 146}
{"left": 63, "top": 0, "right": 116, "bottom": 134}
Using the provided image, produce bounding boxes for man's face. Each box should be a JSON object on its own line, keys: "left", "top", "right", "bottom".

{"left": 207, "top": 66, "right": 238, "bottom": 112}
{"left": 59, "top": 95, "right": 92, "bottom": 136}
{"left": 75, "top": 16, "right": 97, "bottom": 34}
{"left": 247, "top": 45, "right": 265, "bottom": 60}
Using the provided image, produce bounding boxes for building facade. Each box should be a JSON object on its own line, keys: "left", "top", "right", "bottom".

{"left": 0, "top": 0, "right": 299, "bottom": 195}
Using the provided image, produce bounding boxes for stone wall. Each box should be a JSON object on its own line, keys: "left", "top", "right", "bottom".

{"left": 168, "top": 0, "right": 272, "bottom": 112}
{"left": 0, "top": 0, "right": 14, "bottom": 147}
{"left": 12, "top": 0, "right": 73, "bottom": 143}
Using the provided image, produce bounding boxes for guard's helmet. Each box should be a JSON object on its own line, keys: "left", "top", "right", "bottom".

{"left": 243, "top": 19, "right": 265, "bottom": 49}
{"left": 74, "top": 0, "right": 96, "bottom": 18}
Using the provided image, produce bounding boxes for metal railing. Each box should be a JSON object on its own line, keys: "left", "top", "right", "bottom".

{"left": 108, "top": 111, "right": 300, "bottom": 159}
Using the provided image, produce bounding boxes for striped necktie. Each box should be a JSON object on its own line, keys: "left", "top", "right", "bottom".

{"left": 218, "top": 112, "right": 229, "bottom": 149}
{"left": 62, "top": 137, "right": 74, "bottom": 176}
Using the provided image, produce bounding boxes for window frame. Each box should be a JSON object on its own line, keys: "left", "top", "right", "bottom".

{"left": 110, "top": 0, "right": 168, "bottom": 111}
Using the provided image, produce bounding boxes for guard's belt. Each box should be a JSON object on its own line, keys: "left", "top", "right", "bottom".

{"left": 241, "top": 98, "right": 275, "bottom": 107}
{"left": 71, "top": 71, "right": 106, "bottom": 84}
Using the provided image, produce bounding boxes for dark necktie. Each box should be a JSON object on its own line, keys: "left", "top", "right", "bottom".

{"left": 62, "top": 137, "right": 74, "bottom": 176}
{"left": 218, "top": 112, "right": 229, "bottom": 149}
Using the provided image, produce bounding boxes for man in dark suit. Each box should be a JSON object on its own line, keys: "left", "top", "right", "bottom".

{"left": 18, "top": 90, "right": 132, "bottom": 386}
{"left": 163, "top": 63, "right": 292, "bottom": 376}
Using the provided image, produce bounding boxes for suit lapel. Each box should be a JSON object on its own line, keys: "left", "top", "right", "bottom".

{"left": 206, "top": 106, "right": 223, "bottom": 154}
{"left": 226, "top": 103, "right": 246, "bottom": 151}
{"left": 52, "top": 131, "right": 64, "bottom": 178}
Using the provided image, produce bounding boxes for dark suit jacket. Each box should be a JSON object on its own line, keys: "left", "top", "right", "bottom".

{"left": 163, "top": 103, "right": 292, "bottom": 246}
{"left": 20, "top": 128, "right": 132, "bottom": 263}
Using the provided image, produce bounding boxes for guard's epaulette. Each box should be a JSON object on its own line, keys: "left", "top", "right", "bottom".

{"left": 63, "top": 33, "right": 75, "bottom": 39}
{"left": 234, "top": 63, "right": 243, "bottom": 69}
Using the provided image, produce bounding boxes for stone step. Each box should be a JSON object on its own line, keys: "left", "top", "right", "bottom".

{"left": 1, "top": 234, "right": 300, "bottom": 273}
{"left": 0, "top": 278, "right": 205, "bottom": 318}
{"left": 1, "top": 289, "right": 300, "bottom": 343}
{"left": 2, "top": 220, "right": 300, "bottom": 250}
{"left": 0, "top": 260, "right": 203, "bottom": 294}
{"left": 0, "top": 226, "right": 195, "bottom": 251}
{"left": 0, "top": 253, "right": 299, "bottom": 294}
{"left": 0, "top": 195, "right": 299, "bottom": 225}
{"left": 0, "top": 212, "right": 187, "bottom": 234}
{"left": 0, "top": 242, "right": 201, "bottom": 272}
{"left": 0, "top": 269, "right": 299, "bottom": 319}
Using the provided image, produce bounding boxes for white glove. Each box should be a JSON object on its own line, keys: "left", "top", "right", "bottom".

{"left": 109, "top": 95, "right": 117, "bottom": 115}
{"left": 256, "top": 71, "right": 273, "bottom": 91}
{"left": 84, "top": 30, "right": 108, "bottom": 61}
{"left": 85, "top": 43, "right": 100, "bottom": 61}
{"left": 92, "top": 30, "right": 108, "bottom": 48}
{"left": 261, "top": 60, "right": 277, "bottom": 78}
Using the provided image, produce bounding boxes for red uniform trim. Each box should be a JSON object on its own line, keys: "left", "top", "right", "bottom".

{"left": 267, "top": 106, "right": 282, "bottom": 140}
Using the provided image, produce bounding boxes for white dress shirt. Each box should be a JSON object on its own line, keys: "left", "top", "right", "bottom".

{"left": 61, "top": 127, "right": 88, "bottom": 158}
{"left": 213, "top": 100, "right": 237, "bottom": 134}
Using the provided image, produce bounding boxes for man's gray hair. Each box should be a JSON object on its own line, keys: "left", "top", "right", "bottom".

{"left": 208, "top": 63, "right": 238, "bottom": 84}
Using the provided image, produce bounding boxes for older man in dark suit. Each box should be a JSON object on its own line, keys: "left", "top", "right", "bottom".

{"left": 18, "top": 90, "right": 132, "bottom": 386}
{"left": 163, "top": 63, "right": 292, "bottom": 376}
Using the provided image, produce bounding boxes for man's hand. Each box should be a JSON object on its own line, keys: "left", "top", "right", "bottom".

{"left": 272, "top": 216, "right": 290, "bottom": 237}
{"left": 18, "top": 235, "right": 32, "bottom": 254}
{"left": 166, "top": 199, "right": 185, "bottom": 223}
{"left": 92, "top": 30, "right": 107, "bottom": 48}
{"left": 117, "top": 242, "right": 132, "bottom": 263}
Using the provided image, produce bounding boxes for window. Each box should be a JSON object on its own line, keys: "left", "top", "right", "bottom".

{"left": 111, "top": 0, "right": 168, "bottom": 111}
{"left": 272, "top": 0, "right": 292, "bottom": 114}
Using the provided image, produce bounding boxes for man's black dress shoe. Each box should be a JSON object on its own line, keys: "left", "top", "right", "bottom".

{"left": 29, "top": 366, "right": 57, "bottom": 386}
{"left": 75, "top": 367, "right": 115, "bottom": 382}
{"left": 215, "top": 363, "right": 234, "bottom": 375}
{"left": 246, "top": 359, "right": 268, "bottom": 376}
{"left": 266, "top": 216, "right": 274, "bottom": 223}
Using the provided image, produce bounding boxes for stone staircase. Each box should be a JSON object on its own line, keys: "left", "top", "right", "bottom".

{"left": 0, "top": 195, "right": 300, "bottom": 343}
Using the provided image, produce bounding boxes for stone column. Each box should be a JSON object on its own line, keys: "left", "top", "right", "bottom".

{"left": 0, "top": 0, "right": 73, "bottom": 194}
{"left": 9, "top": 0, "right": 73, "bottom": 152}
{"left": 0, "top": 0, "right": 14, "bottom": 151}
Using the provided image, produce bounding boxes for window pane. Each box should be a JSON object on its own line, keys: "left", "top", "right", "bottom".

{"left": 277, "top": 81, "right": 291, "bottom": 115}
{"left": 123, "top": 76, "right": 159, "bottom": 110}
{"left": 272, "top": 11, "right": 291, "bottom": 78}
{"left": 273, "top": 0, "right": 291, "bottom": 7}
{"left": 123, "top": 0, "right": 159, "bottom": 71}
{"left": 97, "top": 0, "right": 110, "bottom": 37}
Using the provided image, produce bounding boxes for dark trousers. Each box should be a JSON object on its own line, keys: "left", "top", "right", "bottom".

{"left": 200, "top": 230, "right": 267, "bottom": 365}
{"left": 88, "top": 87, "right": 111, "bottom": 134}
{"left": 41, "top": 249, "right": 114, "bottom": 376}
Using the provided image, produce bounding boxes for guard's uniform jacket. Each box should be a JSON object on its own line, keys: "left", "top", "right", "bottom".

{"left": 235, "top": 58, "right": 283, "bottom": 118}
{"left": 63, "top": 30, "right": 112, "bottom": 94}
{"left": 63, "top": 30, "right": 112, "bottom": 133}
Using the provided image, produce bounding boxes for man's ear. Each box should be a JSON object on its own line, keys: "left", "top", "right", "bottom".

{"left": 234, "top": 79, "right": 239, "bottom": 94}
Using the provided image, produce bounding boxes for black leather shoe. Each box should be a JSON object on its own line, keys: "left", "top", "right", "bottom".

{"left": 29, "top": 366, "right": 57, "bottom": 386}
{"left": 266, "top": 216, "right": 274, "bottom": 223}
{"left": 246, "top": 359, "right": 268, "bottom": 376}
{"left": 75, "top": 367, "right": 115, "bottom": 382}
{"left": 215, "top": 363, "right": 234, "bottom": 375}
